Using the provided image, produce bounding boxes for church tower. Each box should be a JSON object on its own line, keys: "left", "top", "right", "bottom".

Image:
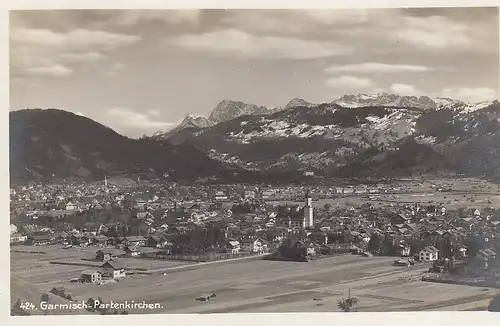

{"left": 304, "top": 190, "right": 314, "bottom": 228}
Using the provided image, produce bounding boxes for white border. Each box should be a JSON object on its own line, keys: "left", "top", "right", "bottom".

{"left": 3, "top": 0, "right": 500, "bottom": 9}
{"left": 2, "top": 1, "right": 500, "bottom": 325}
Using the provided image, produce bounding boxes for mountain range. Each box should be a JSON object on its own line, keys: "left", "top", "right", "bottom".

{"left": 152, "top": 98, "right": 316, "bottom": 139}
{"left": 154, "top": 93, "right": 479, "bottom": 138}
{"left": 9, "top": 93, "right": 500, "bottom": 183}
{"left": 156, "top": 93, "right": 500, "bottom": 177}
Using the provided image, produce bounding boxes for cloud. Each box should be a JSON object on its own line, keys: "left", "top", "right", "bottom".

{"left": 58, "top": 52, "right": 106, "bottom": 63}
{"left": 11, "top": 27, "right": 141, "bottom": 50}
{"left": 391, "top": 16, "right": 471, "bottom": 50}
{"left": 390, "top": 83, "right": 422, "bottom": 96}
{"left": 166, "top": 29, "right": 351, "bottom": 59}
{"left": 325, "top": 62, "right": 437, "bottom": 74}
{"left": 326, "top": 75, "right": 374, "bottom": 89}
{"left": 25, "top": 64, "right": 73, "bottom": 77}
{"left": 110, "top": 10, "right": 201, "bottom": 26}
{"left": 105, "top": 108, "right": 176, "bottom": 130}
{"left": 147, "top": 109, "right": 161, "bottom": 116}
{"left": 440, "top": 87, "right": 498, "bottom": 103}
{"left": 10, "top": 27, "right": 141, "bottom": 79}
{"left": 219, "top": 9, "right": 394, "bottom": 36}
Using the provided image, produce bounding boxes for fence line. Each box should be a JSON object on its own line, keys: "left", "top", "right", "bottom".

{"left": 134, "top": 251, "right": 261, "bottom": 262}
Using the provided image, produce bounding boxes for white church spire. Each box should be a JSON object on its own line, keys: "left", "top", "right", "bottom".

{"left": 304, "top": 189, "right": 314, "bottom": 228}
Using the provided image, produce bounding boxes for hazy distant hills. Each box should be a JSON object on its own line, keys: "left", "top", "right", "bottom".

{"left": 9, "top": 93, "right": 500, "bottom": 184}
{"left": 9, "top": 109, "right": 226, "bottom": 184}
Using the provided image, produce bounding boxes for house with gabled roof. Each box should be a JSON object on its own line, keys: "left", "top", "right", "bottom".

{"left": 65, "top": 201, "right": 77, "bottom": 211}
{"left": 226, "top": 240, "right": 241, "bottom": 254}
{"left": 240, "top": 237, "right": 267, "bottom": 253}
{"left": 96, "top": 248, "right": 126, "bottom": 262}
{"left": 419, "top": 246, "right": 439, "bottom": 262}
{"left": 100, "top": 260, "right": 126, "bottom": 279}
{"left": 81, "top": 269, "right": 102, "bottom": 283}
{"left": 124, "top": 236, "right": 146, "bottom": 246}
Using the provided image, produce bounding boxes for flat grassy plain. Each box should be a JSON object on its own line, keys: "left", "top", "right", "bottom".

{"left": 269, "top": 177, "right": 500, "bottom": 209}
{"left": 11, "top": 251, "right": 500, "bottom": 314}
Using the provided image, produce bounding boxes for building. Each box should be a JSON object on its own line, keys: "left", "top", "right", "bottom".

{"left": 124, "top": 236, "right": 146, "bottom": 247}
{"left": 95, "top": 248, "right": 126, "bottom": 262}
{"left": 215, "top": 191, "right": 228, "bottom": 201}
{"left": 146, "top": 235, "right": 163, "bottom": 248}
{"left": 244, "top": 190, "right": 256, "bottom": 200}
{"left": 81, "top": 269, "right": 102, "bottom": 283}
{"left": 395, "top": 244, "right": 411, "bottom": 257}
{"left": 419, "top": 246, "right": 439, "bottom": 262}
{"left": 241, "top": 238, "right": 267, "bottom": 253}
{"left": 226, "top": 240, "right": 241, "bottom": 254}
{"left": 355, "top": 188, "right": 368, "bottom": 194}
{"left": 343, "top": 188, "right": 355, "bottom": 195}
{"left": 10, "top": 233, "right": 27, "bottom": 244}
{"left": 26, "top": 234, "right": 53, "bottom": 246}
{"left": 65, "top": 201, "right": 77, "bottom": 211}
{"left": 91, "top": 235, "right": 109, "bottom": 245}
{"left": 261, "top": 190, "right": 275, "bottom": 199}
{"left": 100, "top": 261, "right": 126, "bottom": 279}
{"left": 279, "top": 205, "right": 304, "bottom": 228}
{"left": 279, "top": 192, "right": 314, "bottom": 228}
{"left": 304, "top": 191, "right": 314, "bottom": 228}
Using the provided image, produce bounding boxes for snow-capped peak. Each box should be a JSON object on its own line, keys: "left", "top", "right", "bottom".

{"left": 179, "top": 114, "right": 212, "bottom": 129}
{"left": 184, "top": 112, "right": 205, "bottom": 119}
{"left": 332, "top": 93, "right": 436, "bottom": 110}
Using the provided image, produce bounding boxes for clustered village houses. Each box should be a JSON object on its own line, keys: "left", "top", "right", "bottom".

{"left": 10, "top": 178, "right": 500, "bottom": 283}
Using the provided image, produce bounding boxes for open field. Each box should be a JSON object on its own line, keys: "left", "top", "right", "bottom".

{"left": 270, "top": 194, "right": 500, "bottom": 210}
{"left": 269, "top": 178, "right": 500, "bottom": 209}
{"left": 10, "top": 245, "right": 192, "bottom": 285}
{"left": 268, "top": 178, "right": 500, "bottom": 209}
{"left": 11, "top": 254, "right": 500, "bottom": 313}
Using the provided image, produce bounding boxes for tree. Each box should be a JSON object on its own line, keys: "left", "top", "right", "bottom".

{"left": 367, "top": 233, "right": 383, "bottom": 254}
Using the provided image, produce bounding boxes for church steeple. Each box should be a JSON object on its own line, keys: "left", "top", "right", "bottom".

{"left": 305, "top": 189, "right": 312, "bottom": 207}
{"left": 304, "top": 189, "right": 314, "bottom": 228}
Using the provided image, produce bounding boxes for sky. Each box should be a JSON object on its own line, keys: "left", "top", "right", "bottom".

{"left": 10, "top": 8, "right": 500, "bottom": 138}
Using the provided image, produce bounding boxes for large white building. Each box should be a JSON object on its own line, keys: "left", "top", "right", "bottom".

{"left": 419, "top": 246, "right": 439, "bottom": 262}
{"left": 280, "top": 192, "right": 315, "bottom": 228}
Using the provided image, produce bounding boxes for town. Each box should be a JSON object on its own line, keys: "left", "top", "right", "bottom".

{"left": 10, "top": 175, "right": 500, "bottom": 314}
